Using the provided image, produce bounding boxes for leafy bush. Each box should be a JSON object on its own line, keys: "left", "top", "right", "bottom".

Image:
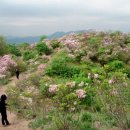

{"left": 29, "top": 117, "right": 46, "bottom": 129}
{"left": 0, "top": 36, "right": 8, "bottom": 56}
{"left": 50, "top": 40, "right": 60, "bottom": 49}
{"left": 88, "top": 37, "right": 101, "bottom": 45}
{"left": 16, "top": 58, "right": 27, "bottom": 72}
{"left": 7, "top": 44, "right": 21, "bottom": 56}
{"left": 36, "top": 42, "right": 51, "bottom": 55}
{"left": 46, "top": 51, "right": 80, "bottom": 77}
{"left": 104, "top": 60, "right": 124, "bottom": 72}
{"left": 0, "top": 78, "right": 9, "bottom": 85}
{"left": 81, "top": 112, "right": 92, "bottom": 122}
{"left": 46, "top": 59, "right": 80, "bottom": 78}
{"left": 23, "top": 51, "right": 36, "bottom": 60}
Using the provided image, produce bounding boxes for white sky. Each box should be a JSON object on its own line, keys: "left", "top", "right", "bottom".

{"left": 0, "top": 0, "right": 130, "bottom": 36}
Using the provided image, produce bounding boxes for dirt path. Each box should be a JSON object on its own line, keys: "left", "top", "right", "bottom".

{"left": 0, "top": 74, "right": 32, "bottom": 130}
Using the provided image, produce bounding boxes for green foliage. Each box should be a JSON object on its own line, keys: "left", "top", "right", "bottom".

{"left": 73, "top": 72, "right": 92, "bottom": 84}
{"left": 53, "top": 84, "right": 80, "bottom": 111}
{"left": 0, "top": 36, "right": 8, "bottom": 55}
{"left": 29, "top": 117, "right": 46, "bottom": 129}
{"left": 17, "top": 42, "right": 30, "bottom": 51}
{"left": 23, "top": 51, "right": 36, "bottom": 60}
{"left": 81, "top": 112, "right": 92, "bottom": 122}
{"left": 104, "top": 60, "right": 124, "bottom": 72}
{"left": 125, "top": 36, "right": 130, "bottom": 44}
{"left": 29, "top": 73, "right": 41, "bottom": 86}
{"left": 7, "top": 44, "right": 21, "bottom": 56}
{"left": 0, "top": 78, "right": 9, "bottom": 85}
{"left": 16, "top": 58, "right": 27, "bottom": 72}
{"left": 36, "top": 42, "right": 51, "bottom": 55}
{"left": 5, "top": 31, "right": 130, "bottom": 130}
{"left": 50, "top": 40, "right": 60, "bottom": 49}
{"left": 46, "top": 51, "right": 80, "bottom": 77}
{"left": 88, "top": 37, "right": 101, "bottom": 44}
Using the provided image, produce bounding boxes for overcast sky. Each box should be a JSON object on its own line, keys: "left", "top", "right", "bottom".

{"left": 0, "top": 0, "right": 130, "bottom": 36}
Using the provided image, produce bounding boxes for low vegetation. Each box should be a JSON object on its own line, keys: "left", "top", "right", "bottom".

{"left": 0, "top": 31, "right": 130, "bottom": 130}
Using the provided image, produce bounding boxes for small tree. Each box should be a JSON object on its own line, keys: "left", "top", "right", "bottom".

{"left": 0, "top": 36, "right": 7, "bottom": 56}
{"left": 36, "top": 42, "right": 51, "bottom": 55}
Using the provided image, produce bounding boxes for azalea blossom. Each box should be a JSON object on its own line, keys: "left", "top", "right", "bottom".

{"left": 78, "top": 81, "right": 84, "bottom": 87}
{"left": 67, "top": 81, "right": 76, "bottom": 88}
{"left": 38, "top": 64, "right": 46, "bottom": 70}
{"left": 75, "top": 89, "right": 86, "bottom": 99}
{"left": 0, "top": 55, "right": 16, "bottom": 75}
{"left": 49, "top": 84, "right": 58, "bottom": 93}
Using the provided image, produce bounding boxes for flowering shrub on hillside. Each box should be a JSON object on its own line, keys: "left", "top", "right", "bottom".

{"left": 0, "top": 55, "right": 16, "bottom": 76}
{"left": 75, "top": 89, "right": 86, "bottom": 98}
{"left": 48, "top": 84, "right": 58, "bottom": 93}
{"left": 38, "top": 64, "right": 46, "bottom": 71}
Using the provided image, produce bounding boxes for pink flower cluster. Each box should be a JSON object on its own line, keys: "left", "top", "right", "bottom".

{"left": 67, "top": 81, "right": 76, "bottom": 88}
{"left": 38, "top": 64, "right": 46, "bottom": 70}
{"left": 75, "top": 89, "right": 86, "bottom": 99}
{"left": 49, "top": 84, "right": 58, "bottom": 93}
{"left": 0, "top": 55, "right": 16, "bottom": 75}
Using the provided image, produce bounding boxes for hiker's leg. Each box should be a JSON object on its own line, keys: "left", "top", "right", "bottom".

{"left": 3, "top": 112, "right": 9, "bottom": 125}
{"left": 1, "top": 113, "right": 5, "bottom": 125}
{"left": 17, "top": 74, "right": 19, "bottom": 79}
{"left": 4, "top": 112, "right": 9, "bottom": 125}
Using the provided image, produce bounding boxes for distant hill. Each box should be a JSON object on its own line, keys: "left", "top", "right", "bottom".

{"left": 6, "top": 29, "right": 95, "bottom": 44}
{"left": 6, "top": 36, "right": 40, "bottom": 44}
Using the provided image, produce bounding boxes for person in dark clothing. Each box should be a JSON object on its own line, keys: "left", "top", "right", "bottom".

{"left": 15, "top": 68, "right": 20, "bottom": 79}
{"left": 0, "top": 94, "right": 10, "bottom": 126}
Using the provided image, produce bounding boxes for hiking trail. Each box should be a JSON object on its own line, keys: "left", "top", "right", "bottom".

{"left": 0, "top": 74, "right": 32, "bottom": 130}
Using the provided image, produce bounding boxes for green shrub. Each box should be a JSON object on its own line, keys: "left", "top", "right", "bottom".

{"left": 29, "top": 73, "right": 41, "bottom": 86}
{"left": 81, "top": 112, "right": 92, "bottom": 122}
{"left": 104, "top": 60, "right": 124, "bottom": 72}
{"left": 46, "top": 52, "right": 80, "bottom": 77}
{"left": 23, "top": 51, "right": 35, "bottom": 60}
{"left": 50, "top": 40, "right": 60, "bottom": 49}
{"left": 0, "top": 36, "right": 8, "bottom": 56}
{"left": 7, "top": 44, "right": 21, "bottom": 56}
{"left": 46, "top": 60, "right": 80, "bottom": 78}
{"left": 36, "top": 42, "right": 51, "bottom": 55}
{"left": 16, "top": 59, "right": 27, "bottom": 72}
{"left": 29, "top": 117, "right": 46, "bottom": 129}
{"left": 88, "top": 37, "right": 101, "bottom": 45}
{"left": 0, "top": 78, "right": 9, "bottom": 85}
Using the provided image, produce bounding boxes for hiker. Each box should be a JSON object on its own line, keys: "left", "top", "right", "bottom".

{"left": 0, "top": 94, "right": 10, "bottom": 126}
{"left": 15, "top": 68, "right": 20, "bottom": 79}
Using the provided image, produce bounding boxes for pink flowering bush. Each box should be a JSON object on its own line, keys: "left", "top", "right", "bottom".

{"left": 48, "top": 84, "right": 58, "bottom": 93}
{"left": 0, "top": 55, "right": 16, "bottom": 76}
{"left": 66, "top": 81, "right": 76, "bottom": 88}
{"left": 38, "top": 64, "right": 46, "bottom": 71}
{"left": 75, "top": 89, "right": 86, "bottom": 98}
